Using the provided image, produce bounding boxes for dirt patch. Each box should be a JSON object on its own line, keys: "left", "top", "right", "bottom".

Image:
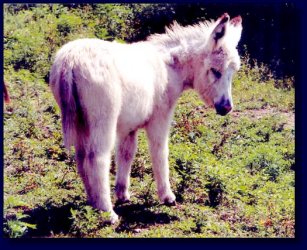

{"left": 232, "top": 108, "right": 294, "bottom": 129}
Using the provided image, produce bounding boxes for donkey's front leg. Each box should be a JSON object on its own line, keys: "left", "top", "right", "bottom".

{"left": 146, "top": 121, "right": 176, "bottom": 205}
{"left": 115, "top": 131, "right": 138, "bottom": 204}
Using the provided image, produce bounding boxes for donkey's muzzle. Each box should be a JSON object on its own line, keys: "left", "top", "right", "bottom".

{"left": 214, "top": 99, "right": 232, "bottom": 116}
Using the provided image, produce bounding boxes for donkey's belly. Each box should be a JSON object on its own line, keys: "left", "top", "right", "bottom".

{"left": 117, "top": 93, "right": 154, "bottom": 136}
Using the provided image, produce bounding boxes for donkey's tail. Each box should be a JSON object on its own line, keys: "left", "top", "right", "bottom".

{"left": 52, "top": 63, "right": 77, "bottom": 149}
{"left": 50, "top": 61, "right": 89, "bottom": 150}
{"left": 60, "top": 68, "right": 77, "bottom": 149}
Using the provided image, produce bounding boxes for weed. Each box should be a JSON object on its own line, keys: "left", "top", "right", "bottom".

{"left": 3, "top": 4, "right": 294, "bottom": 238}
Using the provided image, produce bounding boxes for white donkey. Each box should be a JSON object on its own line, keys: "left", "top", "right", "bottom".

{"left": 50, "top": 13, "right": 242, "bottom": 223}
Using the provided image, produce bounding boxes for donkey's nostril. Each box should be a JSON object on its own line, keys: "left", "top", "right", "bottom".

{"left": 224, "top": 104, "right": 232, "bottom": 112}
{"left": 214, "top": 96, "right": 232, "bottom": 116}
{"left": 214, "top": 103, "right": 232, "bottom": 116}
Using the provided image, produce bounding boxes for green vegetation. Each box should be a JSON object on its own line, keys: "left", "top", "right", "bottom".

{"left": 3, "top": 4, "right": 294, "bottom": 238}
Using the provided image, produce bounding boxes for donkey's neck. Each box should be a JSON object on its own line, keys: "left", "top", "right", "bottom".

{"left": 164, "top": 41, "right": 206, "bottom": 92}
{"left": 156, "top": 44, "right": 202, "bottom": 111}
{"left": 147, "top": 25, "right": 211, "bottom": 108}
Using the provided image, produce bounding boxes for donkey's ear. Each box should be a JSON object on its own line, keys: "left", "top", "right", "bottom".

{"left": 228, "top": 16, "right": 243, "bottom": 47}
{"left": 230, "top": 15, "right": 242, "bottom": 27}
{"left": 211, "top": 13, "right": 230, "bottom": 45}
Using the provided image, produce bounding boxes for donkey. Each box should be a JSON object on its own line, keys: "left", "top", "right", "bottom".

{"left": 50, "top": 13, "right": 242, "bottom": 223}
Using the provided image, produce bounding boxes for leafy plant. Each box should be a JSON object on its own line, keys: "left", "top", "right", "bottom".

{"left": 4, "top": 212, "right": 37, "bottom": 238}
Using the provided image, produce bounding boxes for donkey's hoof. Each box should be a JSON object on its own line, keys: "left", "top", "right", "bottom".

{"left": 164, "top": 199, "right": 177, "bottom": 206}
{"left": 115, "top": 192, "right": 131, "bottom": 205}
{"left": 161, "top": 192, "right": 176, "bottom": 206}
{"left": 115, "top": 184, "right": 130, "bottom": 204}
{"left": 115, "top": 197, "right": 131, "bottom": 205}
{"left": 101, "top": 211, "right": 119, "bottom": 225}
{"left": 109, "top": 212, "right": 119, "bottom": 224}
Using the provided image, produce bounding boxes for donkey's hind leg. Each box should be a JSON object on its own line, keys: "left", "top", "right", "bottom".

{"left": 115, "top": 130, "right": 138, "bottom": 204}
{"left": 75, "top": 125, "right": 118, "bottom": 224}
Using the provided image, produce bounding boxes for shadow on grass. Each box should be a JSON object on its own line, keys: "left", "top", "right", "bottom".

{"left": 4, "top": 201, "right": 77, "bottom": 238}
{"left": 114, "top": 202, "right": 179, "bottom": 233}
{"left": 4, "top": 200, "right": 179, "bottom": 237}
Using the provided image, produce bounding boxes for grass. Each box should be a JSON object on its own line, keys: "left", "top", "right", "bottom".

{"left": 3, "top": 62, "right": 294, "bottom": 238}
{"left": 3, "top": 4, "right": 294, "bottom": 238}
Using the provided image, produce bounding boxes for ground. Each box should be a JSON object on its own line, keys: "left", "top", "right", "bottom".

{"left": 3, "top": 64, "right": 295, "bottom": 237}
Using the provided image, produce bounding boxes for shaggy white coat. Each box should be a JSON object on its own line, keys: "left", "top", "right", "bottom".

{"left": 50, "top": 14, "right": 243, "bottom": 223}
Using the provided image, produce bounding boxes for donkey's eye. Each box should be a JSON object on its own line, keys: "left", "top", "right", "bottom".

{"left": 211, "top": 68, "right": 222, "bottom": 79}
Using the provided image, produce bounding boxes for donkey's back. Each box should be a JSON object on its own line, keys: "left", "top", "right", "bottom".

{"left": 50, "top": 38, "right": 167, "bottom": 147}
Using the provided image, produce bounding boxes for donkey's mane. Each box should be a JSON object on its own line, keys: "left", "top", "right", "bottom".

{"left": 147, "top": 20, "right": 216, "bottom": 49}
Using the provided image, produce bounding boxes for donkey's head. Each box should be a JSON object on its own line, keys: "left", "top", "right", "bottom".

{"left": 193, "top": 13, "right": 242, "bottom": 116}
